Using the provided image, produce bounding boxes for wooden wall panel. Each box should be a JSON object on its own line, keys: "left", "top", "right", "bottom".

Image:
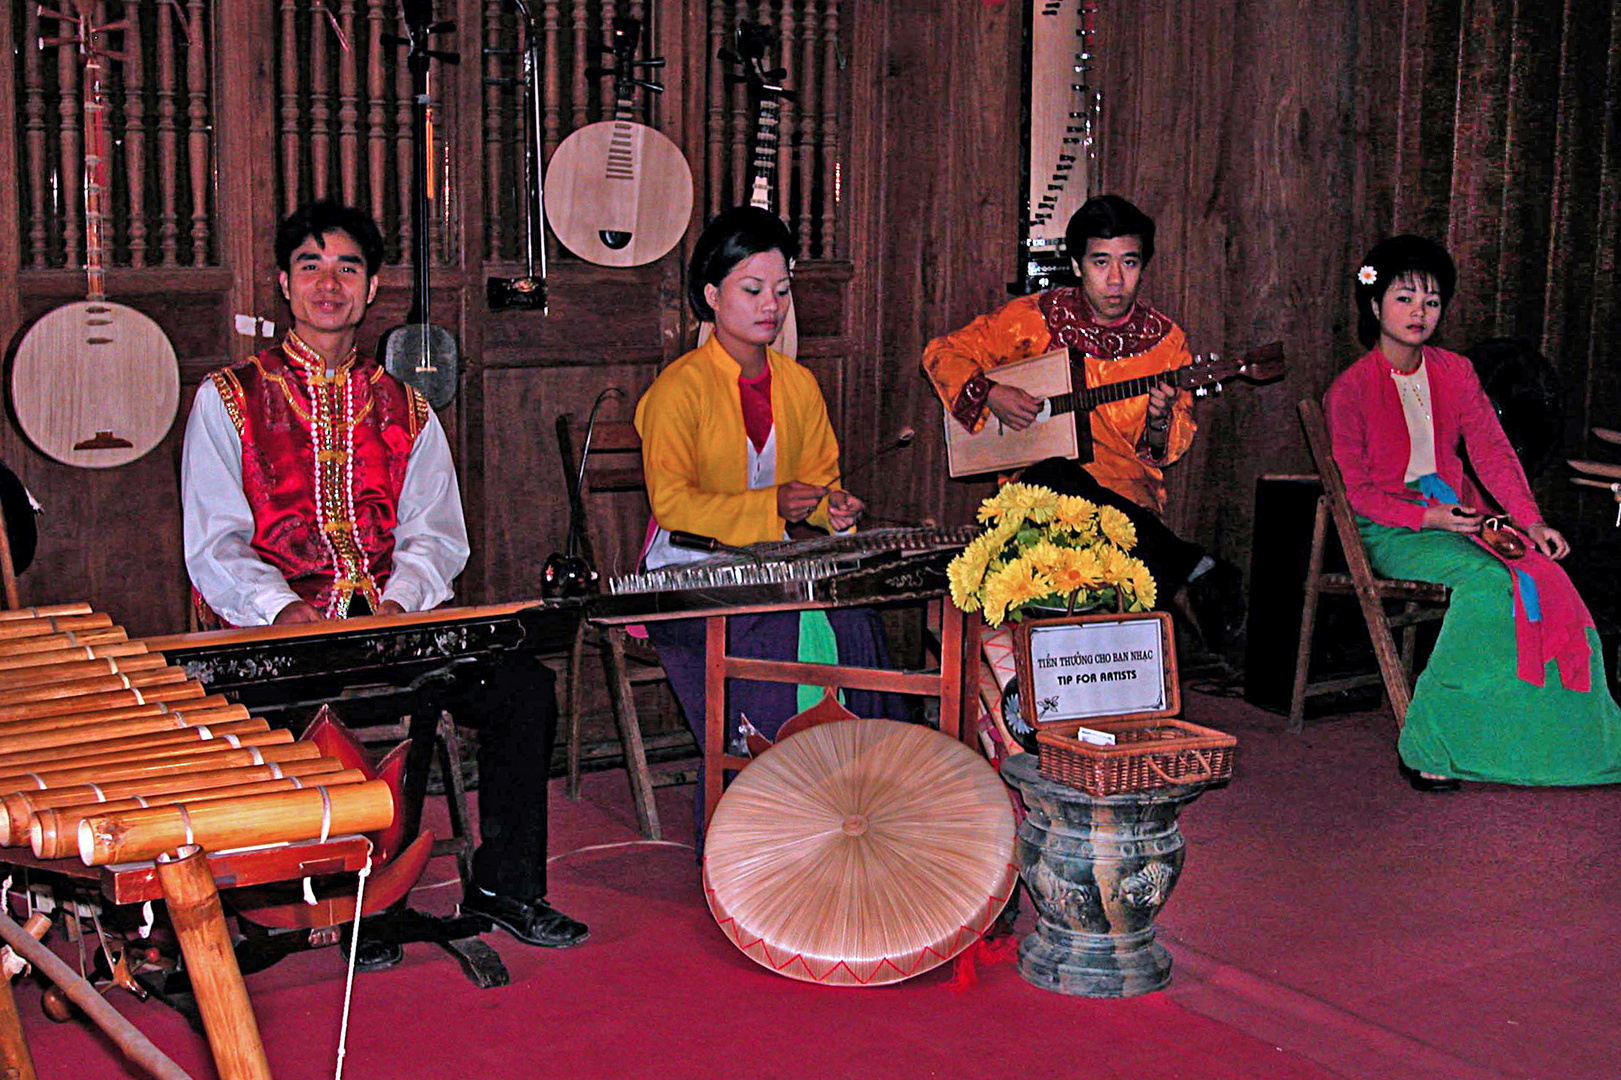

{"left": 866, "top": 0, "right": 1021, "bottom": 532}
{"left": 479, "top": 363, "right": 661, "bottom": 598}
{"left": 1099, "top": 0, "right": 1363, "bottom": 566}
{"left": 2, "top": 0, "right": 1607, "bottom": 672}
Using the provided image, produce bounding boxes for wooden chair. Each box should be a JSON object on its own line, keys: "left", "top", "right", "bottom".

{"left": 556, "top": 413, "right": 672, "bottom": 841}
{"left": 1289, "top": 399, "right": 1450, "bottom": 733}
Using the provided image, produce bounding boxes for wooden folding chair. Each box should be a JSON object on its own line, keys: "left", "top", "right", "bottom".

{"left": 1289, "top": 399, "right": 1450, "bottom": 732}
{"left": 556, "top": 413, "right": 673, "bottom": 841}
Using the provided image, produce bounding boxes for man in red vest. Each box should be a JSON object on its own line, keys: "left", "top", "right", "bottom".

{"left": 181, "top": 202, "right": 586, "bottom": 952}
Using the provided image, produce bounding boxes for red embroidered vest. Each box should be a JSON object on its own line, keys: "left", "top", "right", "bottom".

{"left": 207, "top": 333, "right": 430, "bottom": 620}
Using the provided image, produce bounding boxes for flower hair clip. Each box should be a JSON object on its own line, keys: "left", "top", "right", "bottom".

{"left": 1357, "top": 265, "right": 1378, "bottom": 285}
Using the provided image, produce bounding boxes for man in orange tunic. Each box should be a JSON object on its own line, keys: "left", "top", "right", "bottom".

{"left": 922, "top": 195, "right": 1238, "bottom": 644}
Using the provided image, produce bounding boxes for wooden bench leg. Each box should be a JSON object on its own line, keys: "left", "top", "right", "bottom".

{"left": 1289, "top": 496, "right": 1330, "bottom": 733}
{"left": 602, "top": 628, "right": 662, "bottom": 841}
{"left": 1399, "top": 601, "right": 1420, "bottom": 682}
{"left": 1354, "top": 583, "right": 1413, "bottom": 732}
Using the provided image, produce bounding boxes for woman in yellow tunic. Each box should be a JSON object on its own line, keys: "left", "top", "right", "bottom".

{"left": 635, "top": 207, "right": 904, "bottom": 790}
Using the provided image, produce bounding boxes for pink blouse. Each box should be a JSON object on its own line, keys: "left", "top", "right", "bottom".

{"left": 1323, "top": 345, "right": 1592, "bottom": 691}
{"left": 1323, "top": 345, "right": 1541, "bottom": 529}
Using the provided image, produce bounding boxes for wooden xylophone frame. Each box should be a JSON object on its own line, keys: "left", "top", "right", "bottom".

{"left": 0, "top": 603, "right": 394, "bottom": 1080}
{"left": 0, "top": 598, "right": 586, "bottom": 1077}
{"left": 140, "top": 601, "right": 584, "bottom": 991}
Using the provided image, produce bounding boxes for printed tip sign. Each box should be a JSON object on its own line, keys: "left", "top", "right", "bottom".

{"left": 1012, "top": 612, "right": 1179, "bottom": 726}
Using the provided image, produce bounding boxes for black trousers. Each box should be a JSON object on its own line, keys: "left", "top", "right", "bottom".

{"left": 441, "top": 651, "right": 557, "bottom": 902}
{"left": 1018, "top": 456, "right": 1207, "bottom": 593}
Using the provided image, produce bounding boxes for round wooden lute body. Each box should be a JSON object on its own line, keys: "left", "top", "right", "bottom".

{"left": 10, "top": 7, "right": 179, "bottom": 469}
{"left": 12, "top": 302, "right": 180, "bottom": 470}
{"left": 544, "top": 119, "right": 693, "bottom": 267}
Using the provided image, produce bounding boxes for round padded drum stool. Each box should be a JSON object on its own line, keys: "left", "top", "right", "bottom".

{"left": 702, "top": 718, "right": 1017, "bottom": 986}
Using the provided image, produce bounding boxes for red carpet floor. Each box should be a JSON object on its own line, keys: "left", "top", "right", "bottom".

{"left": 14, "top": 690, "right": 1617, "bottom": 1079}
{"left": 1164, "top": 690, "right": 1621, "bottom": 1080}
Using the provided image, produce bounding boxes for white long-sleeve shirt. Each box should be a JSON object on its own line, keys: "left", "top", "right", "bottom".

{"left": 180, "top": 380, "right": 470, "bottom": 626}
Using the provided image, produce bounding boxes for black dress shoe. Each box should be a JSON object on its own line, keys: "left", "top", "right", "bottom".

{"left": 348, "top": 937, "right": 405, "bottom": 972}
{"left": 1398, "top": 761, "right": 1461, "bottom": 792}
{"left": 460, "top": 888, "right": 590, "bottom": 948}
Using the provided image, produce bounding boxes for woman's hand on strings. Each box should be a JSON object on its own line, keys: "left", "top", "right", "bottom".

{"left": 827, "top": 490, "right": 866, "bottom": 532}
{"left": 779, "top": 481, "right": 865, "bottom": 530}
{"left": 1420, "top": 502, "right": 1484, "bottom": 533}
{"left": 778, "top": 480, "right": 829, "bottom": 523}
{"left": 1524, "top": 522, "right": 1570, "bottom": 560}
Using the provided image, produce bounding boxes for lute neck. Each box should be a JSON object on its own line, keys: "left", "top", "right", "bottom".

{"left": 1041, "top": 357, "right": 1183, "bottom": 418}
{"left": 407, "top": 52, "right": 432, "bottom": 324}
{"left": 82, "top": 50, "right": 109, "bottom": 303}
{"left": 605, "top": 90, "right": 639, "bottom": 185}
{"left": 748, "top": 96, "right": 780, "bottom": 211}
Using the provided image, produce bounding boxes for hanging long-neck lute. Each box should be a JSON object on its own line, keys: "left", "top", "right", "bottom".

{"left": 696, "top": 20, "right": 799, "bottom": 357}
{"left": 944, "top": 341, "right": 1287, "bottom": 478}
{"left": 543, "top": 16, "right": 693, "bottom": 267}
{"left": 379, "top": 1, "right": 460, "bottom": 410}
{"left": 486, "top": 0, "right": 548, "bottom": 312}
{"left": 11, "top": 2, "right": 180, "bottom": 470}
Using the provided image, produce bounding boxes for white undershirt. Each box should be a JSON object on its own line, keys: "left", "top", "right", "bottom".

{"left": 180, "top": 380, "right": 470, "bottom": 626}
{"left": 644, "top": 426, "right": 779, "bottom": 570}
{"left": 1390, "top": 360, "right": 1438, "bottom": 483}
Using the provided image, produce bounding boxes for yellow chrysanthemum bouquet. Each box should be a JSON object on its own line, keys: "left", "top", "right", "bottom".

{"left": 947, "top": 482, "right": 1157, "bottom": 627}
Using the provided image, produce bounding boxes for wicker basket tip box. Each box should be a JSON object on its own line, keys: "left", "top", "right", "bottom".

{"left": 1035, "top": 717, "right": 1237, "bottom": 797}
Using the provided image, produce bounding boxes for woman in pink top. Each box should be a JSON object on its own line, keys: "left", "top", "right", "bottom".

{"left": 1323, "top": 235, "right": 1621, "bottom": 789}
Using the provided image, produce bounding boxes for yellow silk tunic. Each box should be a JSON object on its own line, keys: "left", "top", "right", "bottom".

{"left": 635, "top": 334, "right": 840, "bottom": 547}
{"left": 921, "top": 291, "right": 1195, "bottom": 513}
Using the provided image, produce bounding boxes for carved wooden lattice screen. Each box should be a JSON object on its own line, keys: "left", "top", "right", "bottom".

{"left": 482, "top": 0, "right": 846, "bottom": 263}
{"left": 700, "top": 0, "right": 845, "bottom": 260}
{"left": 12, "top": 0, "right": 217, "bottom": 270}
{"left": 272, "top": 0, "right": 463, "bottom": 267}
{"left": 11, "top": 1, "right": 847, "bottom": 273}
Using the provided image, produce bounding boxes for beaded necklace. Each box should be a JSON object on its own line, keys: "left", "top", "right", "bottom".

{"left": 283, "top": 332, "right": 375, "bottom": 617}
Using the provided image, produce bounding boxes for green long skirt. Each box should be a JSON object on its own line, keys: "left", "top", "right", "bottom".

{"left": 1359, "top": 520, "right": 1621, "bottom": 785}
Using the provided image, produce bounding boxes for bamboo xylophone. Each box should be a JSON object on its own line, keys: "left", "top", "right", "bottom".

{"left": 0, "top": 603, "right": 395, "bottom": 867}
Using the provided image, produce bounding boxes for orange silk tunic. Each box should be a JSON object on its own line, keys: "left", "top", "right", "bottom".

{"left": 921, "top": 290, "right": 1195, "bottom": 513}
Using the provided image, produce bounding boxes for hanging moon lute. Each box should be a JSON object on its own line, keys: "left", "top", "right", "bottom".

{"left": 543, "top": 16, "right": 693, "bottom": 267}
{"left": 11, "top": 4, "right": 180, "bottom": 469}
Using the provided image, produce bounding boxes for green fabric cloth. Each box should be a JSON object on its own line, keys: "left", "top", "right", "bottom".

{"left": 1358, "top": 518, "right": 1621, "bottom": 785}
{"left": 796, "top": 610, "right": 843, "bottom": 713}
